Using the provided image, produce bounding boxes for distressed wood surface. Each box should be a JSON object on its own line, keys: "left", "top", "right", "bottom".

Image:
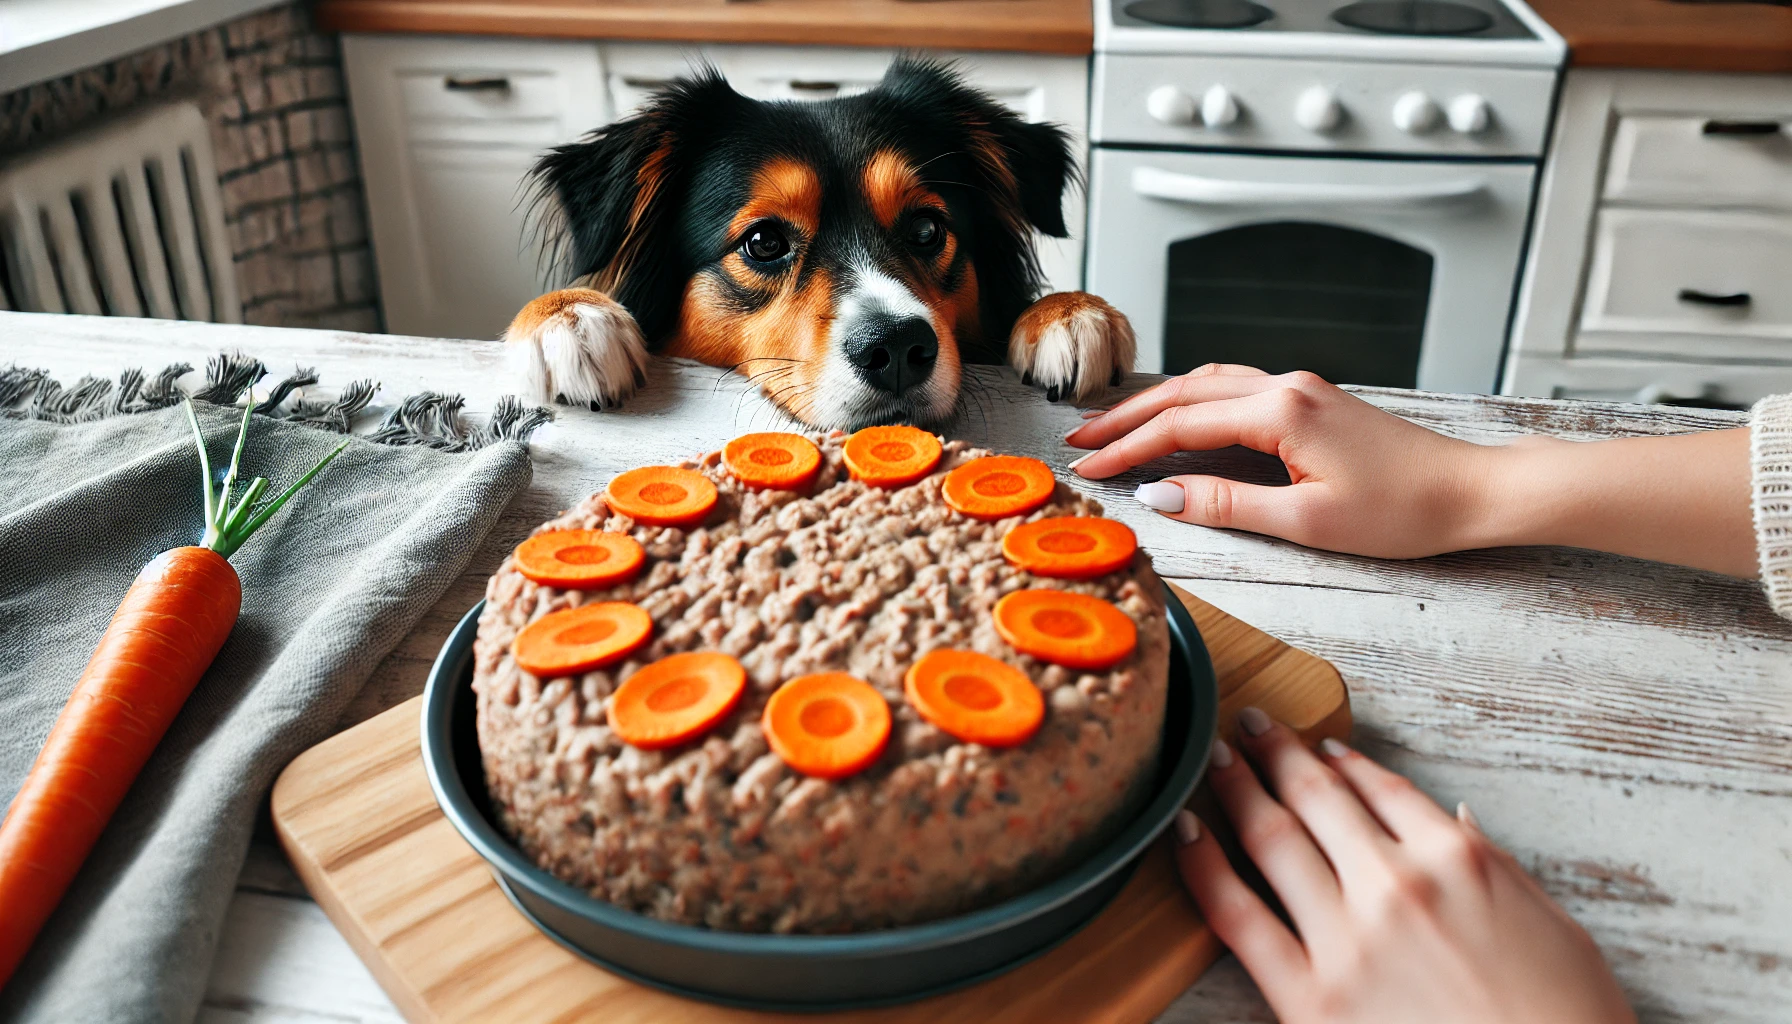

{"left": 6, "top": 311, "right": 1790, "bottom": 1023}
{"left": 265, "top": 588, "right": 1346, "bottom": 1024}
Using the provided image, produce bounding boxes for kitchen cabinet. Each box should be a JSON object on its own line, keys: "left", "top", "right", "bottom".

{"left": 342, "top": 35, "right": 1089, "bottom": 342}
{"left": 1505, "top": 69, "right": 1792, "bottom": 408}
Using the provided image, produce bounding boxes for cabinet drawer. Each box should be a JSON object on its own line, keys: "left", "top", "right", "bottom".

{"left": 1604, "top": 114, "right": 1792, "bottom": 210}
{"left": 1578, "top": 208, "right": 1792, "bottom": 357}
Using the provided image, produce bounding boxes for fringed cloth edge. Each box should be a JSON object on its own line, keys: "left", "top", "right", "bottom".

{"left": 0, "top": 351, "right": 552, "bottom": 453}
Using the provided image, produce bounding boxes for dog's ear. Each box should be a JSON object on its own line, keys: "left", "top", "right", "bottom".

{"left": 528, "top": 69, "right": 741, "bottom": 341}
{"left": 873, "top": 57, "right": 1077, "bottom": 240}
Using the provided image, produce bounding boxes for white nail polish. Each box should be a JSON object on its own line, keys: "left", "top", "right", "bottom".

{"left": 1210, "top": 738, "right": 1234, "bottom": 769}
{"left": 1320, "top": 737, "right": 1349, "bottom": 758}
{"left": 1173, "top": 809, "right": 1201, "bottom": 846}
{"left": 1457, "top": 801, "right": 1481, "bottom": 831}
{"left": 1067, "top": 451, "right": 1093, "bottom": 472}
{"left": 1063, "top": 424, "right": 1086, "bottom": 441}
{"left": 1238, "top": 705, "right": 1272, "bottom": 736}
{"left": 1135, "top": 480, "right": 1186, "bottom": 513}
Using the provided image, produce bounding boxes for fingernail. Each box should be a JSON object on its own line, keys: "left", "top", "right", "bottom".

{"left": 1320, "top": 737, "right": 1349, "bottom": 758}
{"left": 1238, "top": 706, "right": 1272, "bottom": 736}
{"left": 1067, "top": 451, "right": 1093, "bottom": 472}
{"left": 1173, "top": 809, "right": 1201, "bottom": 846}
{"left": 1210, "top": 738, "right": 1234, "bottom": 768}
{"left": 1063, "top": 424, "right": 1087, "bottom": 441}
{"left": 1081, "top": 407, "right": 1108, "bottom": 420}
{"left": 1135, "top": 480, "right": 1186, "bottom": 513}
{"left": 1457, "top": 801, "right": 1481, "bottom": 831}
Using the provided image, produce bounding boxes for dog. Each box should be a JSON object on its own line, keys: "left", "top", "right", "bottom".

{"left": 504, "top": 57, "right": 1135, "bottom": 429}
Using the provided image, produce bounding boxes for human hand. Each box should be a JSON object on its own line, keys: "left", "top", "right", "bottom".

{"left": 1062, "top": 365, "right": 1493, "bottom": 559}
{"left": 1062, "top": 363, "right": 1758, "bottom": 576}
{"left": 1173, "top": 709, "right": 1635, "bottom": 1024}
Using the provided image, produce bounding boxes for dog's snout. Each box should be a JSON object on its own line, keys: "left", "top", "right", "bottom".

{"left": 846, "top": 315, "right": 938, "bottom": 395}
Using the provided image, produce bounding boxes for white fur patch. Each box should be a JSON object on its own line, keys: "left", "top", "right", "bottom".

{"left": 505, "top": 299, "right": 649, "bottom": 409}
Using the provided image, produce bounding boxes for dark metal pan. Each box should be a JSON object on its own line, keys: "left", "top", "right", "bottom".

{"left": 421, "top": 579, "right": 1217, "bottom": 1011}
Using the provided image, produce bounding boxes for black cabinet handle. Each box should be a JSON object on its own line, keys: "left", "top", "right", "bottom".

{"left": 788, "top": 80, "right": 842, "bottom": 93}
{"left": 1677, "top": 288, "right": 1752, "bottom": 307}
{"left": 444, "top": 75, "right": 511, "bottom": 91}
{"left": 1702, "top": 119, "right": 1782, "bottom": 136}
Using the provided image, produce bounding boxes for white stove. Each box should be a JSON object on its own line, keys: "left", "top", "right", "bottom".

{"left": 1085, "top": 0, "right": 1566, "bottom": 392}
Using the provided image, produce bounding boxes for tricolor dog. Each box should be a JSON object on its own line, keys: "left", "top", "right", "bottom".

{"left": 506, "top": 58, "right": 1134, "bottom": 428}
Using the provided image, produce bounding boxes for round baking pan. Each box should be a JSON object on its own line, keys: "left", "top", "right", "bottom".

{"left": 421, "top": 578, "right": 1217, "bottom": 1011}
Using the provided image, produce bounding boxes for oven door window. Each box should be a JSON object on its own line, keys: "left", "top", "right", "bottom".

{"left": 1162, "top": 221, "right": 1433, "bottom": 388}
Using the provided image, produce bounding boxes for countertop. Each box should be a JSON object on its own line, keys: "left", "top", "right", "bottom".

{"left": 0, "top": 0, "right": 286, "bottom": 93}
{"left": 311, "top": 0, "right": 1094, "bottom": 56}
{"left": 12, "top": 310, "right": 1791, "bottom": 1023}
{"left": 1525, "top": 0, "right": 1792, "bottom": 74}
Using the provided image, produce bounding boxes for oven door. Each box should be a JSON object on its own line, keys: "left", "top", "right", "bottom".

{"left": 1085, "top": 147, "right": 1538, "bottom": 392}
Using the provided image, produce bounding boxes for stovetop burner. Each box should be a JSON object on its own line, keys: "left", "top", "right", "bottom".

{"left": 1122, "top": 0, "right": 1275, "bottom": 29}
{"left": 1329, "top": 0, "right": 1497, "bottom": 35}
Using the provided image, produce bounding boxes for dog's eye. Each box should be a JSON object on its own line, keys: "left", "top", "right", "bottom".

{"left": 742, "top": 224, "right": 790, "bottom": 264}
{"left": 906, "top": 214, "right": 943, "bottom": 250}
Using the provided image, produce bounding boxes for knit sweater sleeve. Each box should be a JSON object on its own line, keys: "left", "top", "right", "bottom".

{"left": 1751, "top": 393, "right": 1792, "bottom": 619}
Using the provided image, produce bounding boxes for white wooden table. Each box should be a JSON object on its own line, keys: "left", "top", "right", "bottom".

{"left": 10, "top": 312, "right": 1791, "bottom": 1024}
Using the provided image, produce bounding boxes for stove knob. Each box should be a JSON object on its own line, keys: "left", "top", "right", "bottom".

{"left": 1391, "top": 91, "right": 1440, "bottom": 134}
{"left": 1201, "top": 85, "right": 1240, "bottom": 129}
{"left": 1146, "top": 85, "right": 1199, "bottom": 126}
{"left": 1448, "top": 94, "right": 1491, "bottom": 134}
{"left": 1294, "top": 86, "right": 1343, "bottom": 133}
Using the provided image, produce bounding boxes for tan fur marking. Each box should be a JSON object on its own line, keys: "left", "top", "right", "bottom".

{"left": 863, "top": 150, "right": 922, "bottom": 230}
{"left": 1012, "top": 292, "right": 1113, "bottom": 344}
{"left": 726, "top": 158, "right": 822, "bottom": 238}
{"left": 507, "top": 287, "right": 609, "bottom": 338}
{"left": 666, "top": 266, "right": 839, "bottom": 421}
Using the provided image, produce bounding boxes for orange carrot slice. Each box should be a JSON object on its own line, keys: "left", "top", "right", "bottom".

{"left": 514, "top": 530, "right": 646, "bottom": 589}
{"left": 610, "top": 651, "right": 747, "bottom": 750}
{"left": 723, "top": 432, "right": 822, "bottom": 491}
{"left": 605, "top": 466, "right": 718, "bottom": 527}
{"left": 842, "top": 425, "right": 942, "bottom": 488}
{"left": 993, "top": 589, "right": 1138, "bottom": 670}
{"left": 513, "top": 602, "right": 653, "bottom": 677}
{"left": 762, "top": 672, "right": 892, "bottom": 779}
{"left": 941, "top": 455, "right": 1056, "bottom": 520}
{"left": 904, "top": 649, "right": 1044, "bottom": 748}
{"left": 1002, "top": 517, "right": 1138, "bottom": 579}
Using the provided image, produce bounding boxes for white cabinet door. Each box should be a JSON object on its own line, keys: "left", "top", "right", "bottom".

{"left": 343, "top": 35, "right": 606, "bottom": 340}
{"left": 600, "top": 43, "right": 1089, "bottom": 292}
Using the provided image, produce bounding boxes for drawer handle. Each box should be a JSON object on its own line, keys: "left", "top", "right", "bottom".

{"left": 1701, "top": 119, "right": 1781, "bottom": 136}
{"left": 788, "top": 80, "right": 842, "bottom": 93}
{"left": 444, "top": 75, "right": 511, "bottom": 92}
{"left": 1677, "top": 288, "right": 1752, "bottom": 307}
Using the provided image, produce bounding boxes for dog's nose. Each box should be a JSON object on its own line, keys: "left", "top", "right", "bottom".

{"left": 846, "top": 316, "right": 938, "bottom": 394}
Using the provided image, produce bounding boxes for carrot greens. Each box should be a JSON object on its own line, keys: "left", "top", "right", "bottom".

{"left": 184, "top": 398, "right": 347, "bottom": 558}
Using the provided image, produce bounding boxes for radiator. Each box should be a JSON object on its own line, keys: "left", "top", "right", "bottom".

{"left": 0, "top": 101, "right": 240, "bottom": 323}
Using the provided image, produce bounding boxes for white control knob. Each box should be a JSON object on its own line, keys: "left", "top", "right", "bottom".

{"left": 1391, "top": 91, "right": 1440, "bottom": 134}
{"left": 1146, "top": 85, "right": 1199, "bottom": 126}
{"left": 1294, "top": 86, "right": 1343, "bottom": 133}
{"left": 1201, "top": 84, "right": 1239, "bottom": 128}
{"left": 1447, "top": 94, "right": 1491, "bottom": 134}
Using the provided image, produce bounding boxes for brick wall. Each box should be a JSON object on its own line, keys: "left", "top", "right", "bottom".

{"left": 0, "top": 3, "right": 381, "bottom": 332}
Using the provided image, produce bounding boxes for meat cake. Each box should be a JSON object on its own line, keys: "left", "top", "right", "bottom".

{"left": 473, "top": 433, "right": 1170, "bottom": 933}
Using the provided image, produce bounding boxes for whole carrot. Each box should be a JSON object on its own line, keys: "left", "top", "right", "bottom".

{"left": 0, "top": 399, "right": 346, "bottom": 987}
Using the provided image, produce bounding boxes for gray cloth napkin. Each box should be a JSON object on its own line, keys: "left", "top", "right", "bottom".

{"left": 0, "top": 403, "right": 531, "bottom": 1023}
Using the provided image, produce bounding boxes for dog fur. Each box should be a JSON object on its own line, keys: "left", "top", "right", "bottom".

{"left": 505, "top": 58, "right": 1134, "bottom": 427}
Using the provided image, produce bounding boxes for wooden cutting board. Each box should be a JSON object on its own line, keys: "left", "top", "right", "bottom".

{"left": 271, "top": 585, "right": 1349, "bottom": 1023}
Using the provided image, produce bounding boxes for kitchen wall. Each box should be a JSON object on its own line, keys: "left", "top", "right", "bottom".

{"left": 0, "top": 3, "right": 381, "bottom": 332}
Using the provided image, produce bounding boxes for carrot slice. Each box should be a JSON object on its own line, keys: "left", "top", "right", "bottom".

{"left": 514, "top": 530, "right": 646, "bottom": 589}
{"left": 762, "top": 672, "right": 892, "bottom": 779}
{"left": 610, "top": 651, "right": 747, "bottom": 750}
{"left": 842, "top": 425, "right": 942, "bottom": 488}
{"left": 723, "top": 432, "right": 822, "bottom": 491}
{"left": 904, "top": 649, "right": 1045, "bottom": 748}
{"left": 993, "top": 589, "right": 1138, "bottom": 670}
{"left": 941, "top": 455, "right": 1056, "bottom": 520}
{"left": 605, "top": 466, "right": 718, "bottom": 527}
{"left": 1002, "top": 517, "right": 1138, "bottom": 579}
{"left": 513, "top": 601, "right": 653, "bottom": 677}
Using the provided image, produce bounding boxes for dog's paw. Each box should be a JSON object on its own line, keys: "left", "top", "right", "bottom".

{"left": 1007, "top": 292, "right": 1137, "bottom": 404}
{"left": 504, "top": 288, "right": 650, "bottom": 411}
